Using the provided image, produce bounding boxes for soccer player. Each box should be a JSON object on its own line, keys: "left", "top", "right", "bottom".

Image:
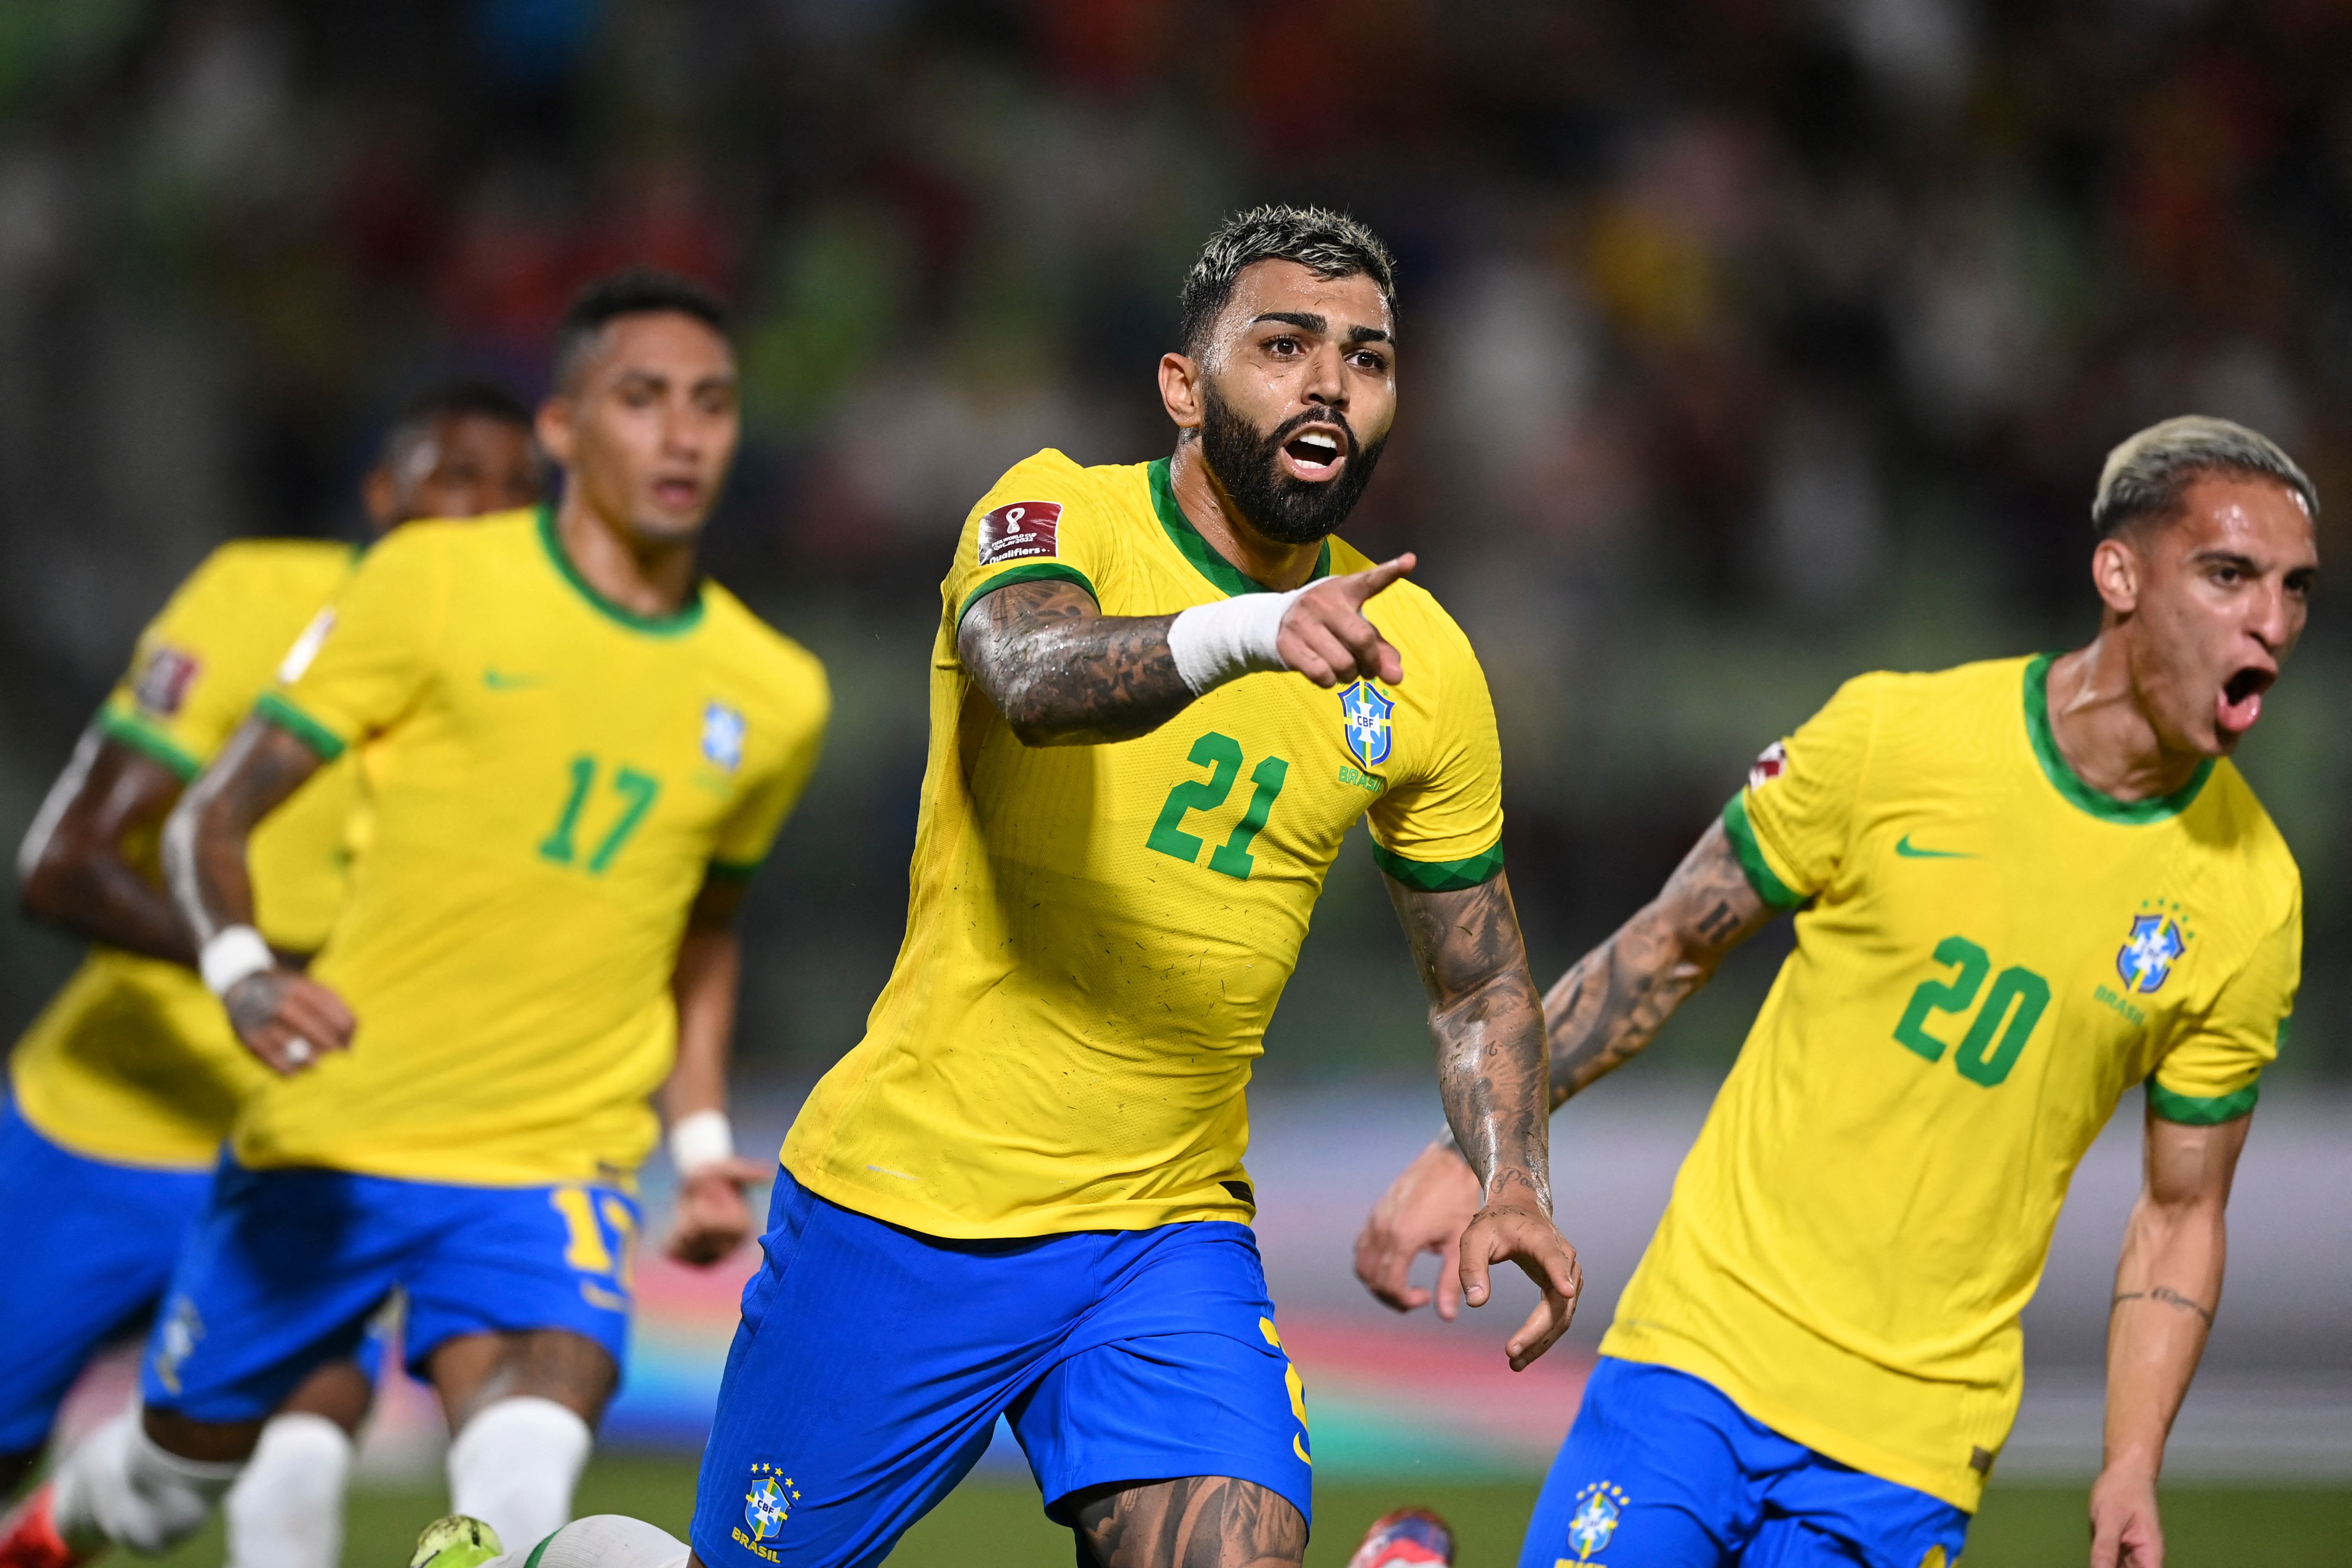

{"left": 0, "top": 271, "right": 830, "bottom": 1565}
{"left": 3, "top": 379, "right": 540, "bottom": 1567}
{"left": 422, "top": 205, "right": 1585, "bottom": 1568}
{"left": 1351, "top": 415, "right": 2315, "bottom": 1568}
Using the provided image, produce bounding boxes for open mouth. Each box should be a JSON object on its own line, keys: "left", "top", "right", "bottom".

{"left": 651, "top": 476, "right": 702, "bottom": 510}
{"left": 1280, "top": 428, "right": 1346, "bottom": 480}
{"left": 2217, "top": 664, "right": 2275, "bottom": 735}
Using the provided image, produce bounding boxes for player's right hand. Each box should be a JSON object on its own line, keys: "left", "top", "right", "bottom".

{"left": 1458, "top": 1185, "right": 1584, "bottom": 1372}
{"left": 1355, "top": 1137, "right": 1484, "bottom": 1318}
{"left": 223, "top": 968, "right": 355, "bottom": 1075}
{"left": 1277, "top": 552, "right": 1415, "bottom": 688}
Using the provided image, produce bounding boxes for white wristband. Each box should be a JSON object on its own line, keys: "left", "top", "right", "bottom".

{"left": 669, "top": 1109, "right": 736, "bottom": 1177}
{"left": 199, "top": 926, "right": 275, "bottom": 997}
{"left": 1167, "top": 589, "right": 1303, "bottom": 696}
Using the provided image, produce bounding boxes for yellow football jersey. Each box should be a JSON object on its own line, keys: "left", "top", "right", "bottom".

{"left": 1602, "top": 654, "right": 2300, "bottom": 1510}
{"left": 10, "top": 540, "right": 362, "bottom": 1168}
{"left": 783, "top": 449, "right": 1507, "bottom": 1239}
{"left": 241, "top": 507, "right": 829, "bottom": 1186}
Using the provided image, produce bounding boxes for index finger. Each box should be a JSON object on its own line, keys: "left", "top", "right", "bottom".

{"left": 1338, "top": 552, "right": 1417, "bottom": 605}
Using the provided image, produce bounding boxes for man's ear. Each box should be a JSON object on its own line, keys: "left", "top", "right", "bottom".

{"left": 2091, "top": 533, "right": 2142, "bottom": 617}
{"left": 360, "top": 466, "right": 399, "bottom": 534}
{"left": 1159, "top": 352, "right": 1204, "bottom": 433}
{"left": 534, "top": 398, "right": 575, "bottom": 466}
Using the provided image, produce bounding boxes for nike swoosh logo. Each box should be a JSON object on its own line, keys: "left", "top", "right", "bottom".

{"left": 483, "top": 669, "right": 546, "bottom": 691}
{"left": 1895, "top": 834, "right": 1977, "bottom": 860}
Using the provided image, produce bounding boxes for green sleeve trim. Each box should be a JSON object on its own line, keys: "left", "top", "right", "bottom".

{"left": 253, "top": 691, "right": 348, "bottom": 762}
{"left": 1372, "top": 838, "right": 1505, "bottom": 893}
{"left": 2147, "top": 1078, "right": 2260, "bottom": 1126}
{"left": 94, "top": 707, "right": 201, "bottom": 781}
{"left": 955, "top": 562, "right": 1099, "bottom": 627}
{"left": 1722, "top": 794, "right": 1805, "bottom": 910}
{"left": 706, "top": 857, "right": 764, "bottom": 884}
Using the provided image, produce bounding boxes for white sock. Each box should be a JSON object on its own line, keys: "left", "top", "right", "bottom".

{"left": 446, "top": 1397, "right": 594, "bottom": 1551}
{"left": 50, "top": 1410, "right": 242, "bottom": 1553}
{"left": 223, "top": 1413, "right": 354, "bottom": 1568}
{"left": 488, "top": 1515, "right": 690, "bottom": 1568}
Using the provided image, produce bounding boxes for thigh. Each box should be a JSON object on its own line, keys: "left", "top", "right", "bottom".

{"left": 138, "top": 1164, "right": 402, "bottom": 1424}
{"left": 1067, "top": 1476, "right": 1306, "bottom": 1568}
{"left": 400, "top": 1180, "right": 640, "bottom": 1382}
{"left": 687, "top": 1168, "right": 1089, "bottom": 1568}
{"left": 0, "top": 1108, "right": 213, "bottom": 1449}
{"left": 1519, "top": 1360, "right": 1769, "bottom": 1568}
{"left": 1009, "top": 1221, "right": 1312, "bottom": 1534}
{"left": 1748, "top": 1456, "right": 1969, "bottom": 1568}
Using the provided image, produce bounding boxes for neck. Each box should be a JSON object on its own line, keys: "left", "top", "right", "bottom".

{"left": 1168, "top": 441, "right": 1325, "bottom": 591}
{"left": 554, "top": 489, "right": 698, "bottom": 616}
{"left": 2043, "top": 631, "right": 2208, "bottom": 803}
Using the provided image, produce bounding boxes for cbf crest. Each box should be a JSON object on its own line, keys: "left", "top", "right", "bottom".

{"left": 1338, "top": 679, "right": 1394, "bottom": 769}
{"left": 703, "top": 701, "right": 747, "bottom": 773}
{"left": 733, "top": 1463, "right": 799, "bottom": 1560}
{"left": 2118, "top": 902, "right": 2189, "bottom": 995}
{"left": 1566, "top": 1481, "right": 1629, "bottom": 1561}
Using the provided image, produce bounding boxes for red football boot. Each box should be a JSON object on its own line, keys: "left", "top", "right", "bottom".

{"left": 0, "top": 1485, "right": 87, "bottom": 1568}
{"left": 1346, "top": 1506, "right": 1454, "bottom": 1567}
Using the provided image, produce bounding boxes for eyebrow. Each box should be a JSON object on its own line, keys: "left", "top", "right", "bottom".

{"left": 1249, "top": 311, "right": 1395, "bottom": 346}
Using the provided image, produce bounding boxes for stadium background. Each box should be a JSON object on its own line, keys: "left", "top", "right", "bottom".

{"left": 0, "top": 1, "right": 2346, "bottom": 1562}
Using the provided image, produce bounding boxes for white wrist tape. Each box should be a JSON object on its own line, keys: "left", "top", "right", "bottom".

{"left": 1167, "top": 588, "right": 1304, "bottom": 695}
{"left": 199, "top": 926, "right": 275, "bottom": 997}
{"left": 669, "top": 1109, "right": 736, "bottom": 1177}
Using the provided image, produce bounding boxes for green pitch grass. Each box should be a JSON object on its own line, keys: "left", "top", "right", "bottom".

{"left": 138, "top": 1457, "right": 2352, "bottom": 1566}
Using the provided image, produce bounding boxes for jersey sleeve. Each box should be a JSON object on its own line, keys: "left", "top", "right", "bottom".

{"left": 1366, "top": 628, "right": 1506, "bottom": 892}
{"left": 96, "top": 549, "right": 262, "bottom": 780}
{"left": 1721, "top": 675, "right": 1881, "bottom": 909}
{"left": 710, "top": 660, "right": 832, "bottom": 880}
{"left": 258, "top": 529, "right": 453, "bottom": 759}
{"left": 2148, "top": 889, "right": 2301, "bottom": 1124}
{"left": 942, "top": 450, "right": 1119, "bottom": 633}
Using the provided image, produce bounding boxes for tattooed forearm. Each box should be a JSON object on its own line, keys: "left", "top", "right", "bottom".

{"left": 1542, "top": 818, "right": 1775, "bottom": 1106}
{"left": 17, "top": 732, "right": 198, "bottom": 961}
{"left": 2111, "top": 1287, "right": 2216, "bottom": 1329}
{"left": 956, "top": 580, "right": 1197, "bottom": 746}
{"left": 163, "top": 718, "right": 325, "bottom": 945}
{"left": 1071, "top": 1475, "right": 1307, "bottom": 1568}
{"left": 1388, "top": 871, "right": 1552, "bottom": 1213}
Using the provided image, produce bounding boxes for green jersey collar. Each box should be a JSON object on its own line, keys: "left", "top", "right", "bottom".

{"left": 1147, "top": 457, "right": 1331, "bottom": 597}
{"left": 537, "top": 504, "right": 706, "bottom": 636}
{"left": 2023, "top": 653, "right": 2212, "bottom": 824}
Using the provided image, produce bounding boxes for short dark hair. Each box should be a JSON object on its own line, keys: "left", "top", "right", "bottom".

{"left": 2091, "top": 415, "right": 2318, "bottom": 538}
{"left": 552, "top": 267, "right": 731, "bottom": 389}
{"left": 377, "top": 377, "right": 531, "bottom": 465}
{"left": 1177, "top": 206, "right": 1398, "bottom": 359}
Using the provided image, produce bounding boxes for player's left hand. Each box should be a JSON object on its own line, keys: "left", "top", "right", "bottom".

{"left": 1456, "top": 1177, "right": 1583, "bottom": 1372}
{"left": 664, "top": 1156, "right": 770, "bottom": 1266}
{"left": 1354, "top": 1139, "right": 1484, "bottom": 1318}
{"left": 2088, "top": 1464, "right": 2164, "bottom": 1567}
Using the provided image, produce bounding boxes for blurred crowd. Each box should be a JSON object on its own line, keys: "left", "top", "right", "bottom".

{"left": 1, "top": 0, "right": 2346, "bottom": 1074}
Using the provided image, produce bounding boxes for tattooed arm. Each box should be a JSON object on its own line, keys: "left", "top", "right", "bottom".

{"left": 1355, "top": 819, "right": 1777, "bottom": 1316}
{"left": 162, "top": 718, "right": 354, "bottom": 1074}
{"left": 954, "top": 557, "right": 1411, "bottom": 748}
{"left": 17, "top": 732, "right": 198, "bottom": 961}
{"left": 2089, "top": 1109, "right": 2250, "bottom": 1568}
{"left": 1385, "top": 869, "right": 1584, "bottom": 1370}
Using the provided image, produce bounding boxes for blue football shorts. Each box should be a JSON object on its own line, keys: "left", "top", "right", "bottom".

{"left": 139, "top": 1158, "right": 638, "bottom": 1423}
{"left": 687, "top": 1165, "right": 1314, "bottom": 1568}
{"left": 1521, "top": 1358, "right": 1971, "bottom": 1568}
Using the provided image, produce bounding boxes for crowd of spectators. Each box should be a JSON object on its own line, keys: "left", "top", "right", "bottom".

{"left": 2, "top": 0, "right": 2346, "bottom": 1071}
